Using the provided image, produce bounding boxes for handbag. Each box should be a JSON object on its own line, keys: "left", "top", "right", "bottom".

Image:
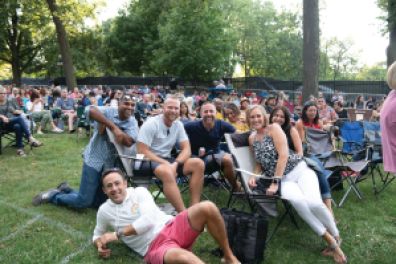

{"left": 220, "top": 208, "right": 268, "bottom": 264}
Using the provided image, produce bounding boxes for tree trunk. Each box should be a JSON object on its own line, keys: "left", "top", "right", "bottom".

{"left": 8, "top": 11, "right": 22, "bottom": 87}
{"left": 46, "top": 0, "right": 77, "bottom": 90}
{"left": 387, "top": 0, "right": 396, "bottom": 67}
{"left": 387, "top": 29, "right": 396, "bottom": 66}
{"left": 302, "top": 0, "right": 320, "bottom": 102}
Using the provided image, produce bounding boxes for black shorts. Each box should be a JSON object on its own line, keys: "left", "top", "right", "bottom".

{"left": 132, "top": 157, "right": 184, "bottom": 177}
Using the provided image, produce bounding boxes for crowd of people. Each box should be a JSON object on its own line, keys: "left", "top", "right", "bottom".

{"left": 1, "top": 79, "right": 393, "bottom": 264}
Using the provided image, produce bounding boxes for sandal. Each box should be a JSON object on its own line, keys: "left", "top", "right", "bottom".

{"left": 322, "top": 238, "right": 342, "bottom": 257}
{"left": 322, "top": 239, "right": 347, "bottom": 264}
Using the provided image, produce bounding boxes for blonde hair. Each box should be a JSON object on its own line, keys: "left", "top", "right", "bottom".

{"left": 246, "top": 105, "right": 268, "bottom": 129}
{"left": 387, "top": 61, "right": 396, "bottom": 90}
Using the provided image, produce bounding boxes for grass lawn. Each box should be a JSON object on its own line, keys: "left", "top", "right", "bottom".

{"left": 0, "top": 133, "right": 395, "bottom": 264}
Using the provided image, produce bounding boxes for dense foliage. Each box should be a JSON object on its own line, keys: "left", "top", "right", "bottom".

{"left": 0, "top": 0, "right": 390, "bottom": 83}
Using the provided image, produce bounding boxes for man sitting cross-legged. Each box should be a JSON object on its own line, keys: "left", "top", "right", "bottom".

{"left": 93, "top": 168, "right": 240, "bottom": 264}
{"left": 184, "top": 101, "right": 241, "bottom": 191}
{"left": 135, "top": 95, "right": 204, "bottom": 213}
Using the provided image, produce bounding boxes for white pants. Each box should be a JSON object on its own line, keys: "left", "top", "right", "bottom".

{"left": 281, "top": 161, "right": 339, "bottom": 237}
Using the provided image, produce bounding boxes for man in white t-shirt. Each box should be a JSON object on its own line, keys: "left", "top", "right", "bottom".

{"left": 93, "top": 168, "right": 240, "bottom": 264}
{"left": 135, "top": 96, "right": 204, "bottom": 213}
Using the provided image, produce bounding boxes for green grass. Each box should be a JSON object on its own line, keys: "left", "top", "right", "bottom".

{"left": 0, "top": 134, "right": 395, "bottom": 263}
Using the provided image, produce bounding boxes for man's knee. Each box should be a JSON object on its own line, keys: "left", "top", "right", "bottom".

{"left": 222, "top": 154, "right": 233, "bottom": 168}
{"left": 12, "top": 123, "right": 21, "bottom": 131}
{"left": 185, "top": 158, "right": 204, "bottom": 173}
{"left": 155, "top": 165, "right": 177, "bottom": 183}
{"left": 197, "top": 201, "right": 218, "bottom": 216}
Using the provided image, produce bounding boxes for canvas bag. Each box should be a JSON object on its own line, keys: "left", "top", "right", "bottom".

{"left": 220, "top": 208, "right": 268, "bottom": 264}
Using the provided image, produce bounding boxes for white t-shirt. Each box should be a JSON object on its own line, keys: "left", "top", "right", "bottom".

{"left": 92, "top": 187, "right": 172, "bottom": 256}
{"left": 137, "top": 114, "right": 189, "bottom": 158}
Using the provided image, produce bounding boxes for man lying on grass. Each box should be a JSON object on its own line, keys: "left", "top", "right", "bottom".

{"left": 92, "top": 168, "right": 240, "bottom": 264}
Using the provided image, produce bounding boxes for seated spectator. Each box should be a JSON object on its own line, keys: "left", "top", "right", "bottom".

{"left": 295, "top": 102, "right": 323, "bottom": 143}
{"left": 136, "top": 93, "right": 153, "bottom": 119}
{"left": 32, "top": 95, "right": 138, "bottom": 208}
{"left": 179, "top": 101, "right": 191, "bottom": 123}
{"left": 0, "top": 86, "right": 42, "bottom": 156}
{"left": 26, "top": 89, "right": 63, "bottom": 134}
{"left": 292, "top": 105, "right": 303, "bottom": 122}
{"left": 333, "top": 101, "right": 348, "bottom": 119}
{"left": 270, "top": 106, "right": 334, "bottom": 215}
{"left": 213, "top": 98, "right": 224, "bottom": 120}
{"left": 93, "top": 169, "right": 240, "bottom": 263}
{"left": 246, "top": 105, "right": 346, "bottom": 263}
{"left": 184, "top": 102, "right": 240, "bottom": 191}
{"left": 56, "top": 88, "right": 77, "bottom": 133}
{"left": 223, "top": 103, "right": 249, "bottom": 133}
{"left": 135, "top": 96, "right": 204, "bottom": 213}
{"left": 69, "top": 87, "right": 82, "bottom": 100}
{"left": 264, "top": 94, "right": 277, "bottom": 114}
{"left": 239, "top": 97, "right": 250, "bottom": 123}
{"left": 317, "top": 97, "right": 338, "bottom": 126}
{"left": 354, "top": 95, "right": 365, "bottom": 110}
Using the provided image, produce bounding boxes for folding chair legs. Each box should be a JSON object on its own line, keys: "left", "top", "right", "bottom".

{"left": 371, "top": 169, "right": 395, "bottom": 195}
{"left": 266, "top": 200, "right": 298, "bottom": 243}
{"left": 337, "top": 175, "right": 364, "bottom": 207}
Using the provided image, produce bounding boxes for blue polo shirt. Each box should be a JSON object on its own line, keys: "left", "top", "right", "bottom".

{"left": 184, "top": 120, "right": 235, "bottom": 156}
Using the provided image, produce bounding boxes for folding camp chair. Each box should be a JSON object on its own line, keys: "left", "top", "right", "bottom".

{"left": 325, "top": 121, "right": 370, "bottom": 206}
{"left": 305, "top": 126, "right": 369, "bottom": 207}
{"left": 106, "top": 128, "right": 153, "bottom": 187}
{"left": 362, "top": 121, "right": 396, "bottom": 195}
{"left": 107, "top": 128, "right": 191, "bottom": 203}
{"left": 225, "top": 132, "right": 298, "bottom": 243}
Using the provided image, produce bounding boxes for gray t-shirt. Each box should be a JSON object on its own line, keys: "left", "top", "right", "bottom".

{"left": 0, "top": 100, "right": 17, "bottom": 118}
{"left": 137, "top": 114, "right": 188, "bottom": 158}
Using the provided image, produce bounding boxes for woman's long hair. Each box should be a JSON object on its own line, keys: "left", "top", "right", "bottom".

{"left": 269, "top": 106, "right": 291, "bottom": 135}
{"left": 301, "top": 101, "right": 319, "bottom": 124}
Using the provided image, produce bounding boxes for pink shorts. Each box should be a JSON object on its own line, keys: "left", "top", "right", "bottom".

{"left": 144, "top": 210, "right": 201, "bottom": 264}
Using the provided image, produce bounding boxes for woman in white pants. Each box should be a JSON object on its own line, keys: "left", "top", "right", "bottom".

{"left": 246, "top": 105, "right": 346, "bottom": 264}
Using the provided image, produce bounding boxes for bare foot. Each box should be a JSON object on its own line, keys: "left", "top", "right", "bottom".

{"left": 333, "top": 246, "right": 347, "bottom": 264}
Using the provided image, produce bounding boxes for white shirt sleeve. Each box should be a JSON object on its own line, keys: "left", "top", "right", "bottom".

{"left": 92, "top": 208, "right": 110, "bottom": 242}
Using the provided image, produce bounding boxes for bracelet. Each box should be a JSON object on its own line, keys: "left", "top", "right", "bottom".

{"left": 272, "top": 178, "right": 281, "bottom": 184}
{"left": 116, "top": 229, "right": 124, "bottom": 239}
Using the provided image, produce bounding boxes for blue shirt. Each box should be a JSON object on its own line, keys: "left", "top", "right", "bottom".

{"left": 184, "top": 120, "right": 235, "bottom": 156}
{"left": 83, "top": 106, "right": 139, "bottom": 172}
{"left": 56, "top": 97, "right": 75, "bottom": 110}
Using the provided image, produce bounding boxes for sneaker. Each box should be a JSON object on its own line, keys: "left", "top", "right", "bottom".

{"left": 52, "top": 127, "right": 63, "bottom": 133}
{"left": 37, "top": 130, "right": 44, "bottom": 135}
{"left": 32, "top": 189, "right": 60, "bottom": 206}
{"left": 30, "top": 138, "right": 43, "bottom": 148}
{"left": 16, "top": 149, "right": 26, "bottom": 157}
{"left": 56, "top": 182, "right": 73, "bottom": 193}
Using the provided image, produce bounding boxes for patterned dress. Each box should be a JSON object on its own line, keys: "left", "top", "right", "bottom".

{"left": 252, "top": 134, "right": 302, "bottom": 177}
